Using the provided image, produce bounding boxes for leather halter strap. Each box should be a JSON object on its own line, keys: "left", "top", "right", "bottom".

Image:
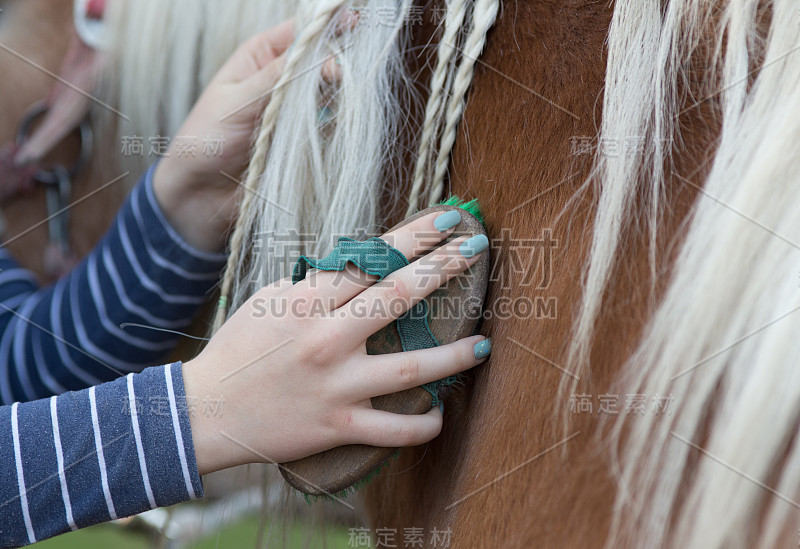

{"left": 0, "top": 0, "right": 107, "bottom": 200}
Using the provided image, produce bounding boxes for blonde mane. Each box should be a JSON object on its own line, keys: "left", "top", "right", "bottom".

{"left": 99, "top": 0, "right": 293, "bottom": 179}
{"left": 211, "top": 0, "right": 498, "bottom": 326}
{"left": 582, "top": 1, "right": 800, "bottom": 547}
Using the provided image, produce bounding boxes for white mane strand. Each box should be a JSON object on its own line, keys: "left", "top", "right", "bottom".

{"left": 585, "top": 1, "right": 800, "bottom": 547}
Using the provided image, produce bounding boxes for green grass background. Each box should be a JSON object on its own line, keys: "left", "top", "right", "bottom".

{"left": 31, "top": 518, "right": 355, "bottom": 549}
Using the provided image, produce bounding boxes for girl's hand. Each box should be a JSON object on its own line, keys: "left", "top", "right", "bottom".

{"left": 182, "top": 211, "right": 491, "bottom": 475}
{"left": 152, "top": 19, "right": 339, "bottom": 252}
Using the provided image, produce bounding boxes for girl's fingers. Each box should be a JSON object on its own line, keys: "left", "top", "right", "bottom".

{"left": 380, "top": 210, "right": 463, "bottom": 256}
{"left": 223, "top": 9, "right": 356, "bottom": 84}
{"left": 237, "top": 9, "right": 355, "bottom": 82}
{"left": 337, "top": 234, "right": 487, "bottom": 342}
{"left": 246, "top": 19, "right": 296, "bottom": 69}
{"left": 294, "top": 210, "right": 462, "bottom": 313}
{"left": 349, "top": 406, "right": 443, "bottom": 448}
{"left": 218, "top": 19, "right": 295, "bottom": 83}
{"left": 321, "top": 55, "right": 341, "bottom": 83}
{"left": 342, "top": 336, "right": 490, "bottom": 400}
{"left": 245, "top": 52, "right": 288, "bottom": 101}
{"left": 335, "top": 9, "right": 361, "bottom": 34}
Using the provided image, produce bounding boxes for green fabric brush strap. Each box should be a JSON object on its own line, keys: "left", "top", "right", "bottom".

{"left": 292, "top": 237, "right": 408, "bottom": 283}
{"left": 292, "top": 237, "right": 448, "bottom": 403}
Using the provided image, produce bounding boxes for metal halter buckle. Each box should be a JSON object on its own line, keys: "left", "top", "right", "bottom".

{"left": 14, "top": 101, "right": 93, "bottom": 186}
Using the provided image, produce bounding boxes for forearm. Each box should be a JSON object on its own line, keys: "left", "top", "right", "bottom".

{"left": 0, "top": 165, "right": 226, "bottom": 404}
{"left": 152, "top": 157, "right": 237, "bottom": 253}
{"left": 0, "top": 362, "right": 203, "bottom": 547}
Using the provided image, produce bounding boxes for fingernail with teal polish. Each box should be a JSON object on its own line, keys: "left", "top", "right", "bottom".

{"left": 434, "top": 210, "right": 461, "bottom": 232}
{"left": 474, "top": 338, "right": 492, "bottom": 359}
{"left": 439, "top": 402, "right": 444, "bottom": 414}
{"left": 459, "top": 234, "right": 489, "bottom": 258}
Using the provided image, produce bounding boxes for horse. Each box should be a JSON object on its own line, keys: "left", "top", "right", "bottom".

{"left": 0, "top": 0, "right": 124, "bottom": 280}
{"left": 3, "top": 0, "right": 799, "bottom": 547}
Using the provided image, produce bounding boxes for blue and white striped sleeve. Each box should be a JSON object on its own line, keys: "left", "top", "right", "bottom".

{"left": 0, "top": 361, "right": 203, "bottom": 547}
{"left": 0, "top": 164, "right": 227, "bottom": 405}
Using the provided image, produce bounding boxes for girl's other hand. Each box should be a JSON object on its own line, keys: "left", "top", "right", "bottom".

{"left": 152, "top": 18, "right": 343, "bottom": 252}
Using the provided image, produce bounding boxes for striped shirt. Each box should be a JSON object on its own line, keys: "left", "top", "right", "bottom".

{"left": 0, "top": 362, "right": 202, "bottom": 546}
{"left": 0, "top": 163, "right": 226, "bottom": 402}
{"left": 0, "top": 164, "right": 225, "bottom": 546}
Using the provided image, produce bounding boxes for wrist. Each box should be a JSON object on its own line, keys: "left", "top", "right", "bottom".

{"left": 152, "top": 159, "right": 232, "bottom": 253}
{"left": 182, "top": 356, "right": 238, "bottom": 476}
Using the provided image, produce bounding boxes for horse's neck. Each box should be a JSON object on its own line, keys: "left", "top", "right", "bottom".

{"left": 364, "top": 2, "right": 712, "bottom": 546}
